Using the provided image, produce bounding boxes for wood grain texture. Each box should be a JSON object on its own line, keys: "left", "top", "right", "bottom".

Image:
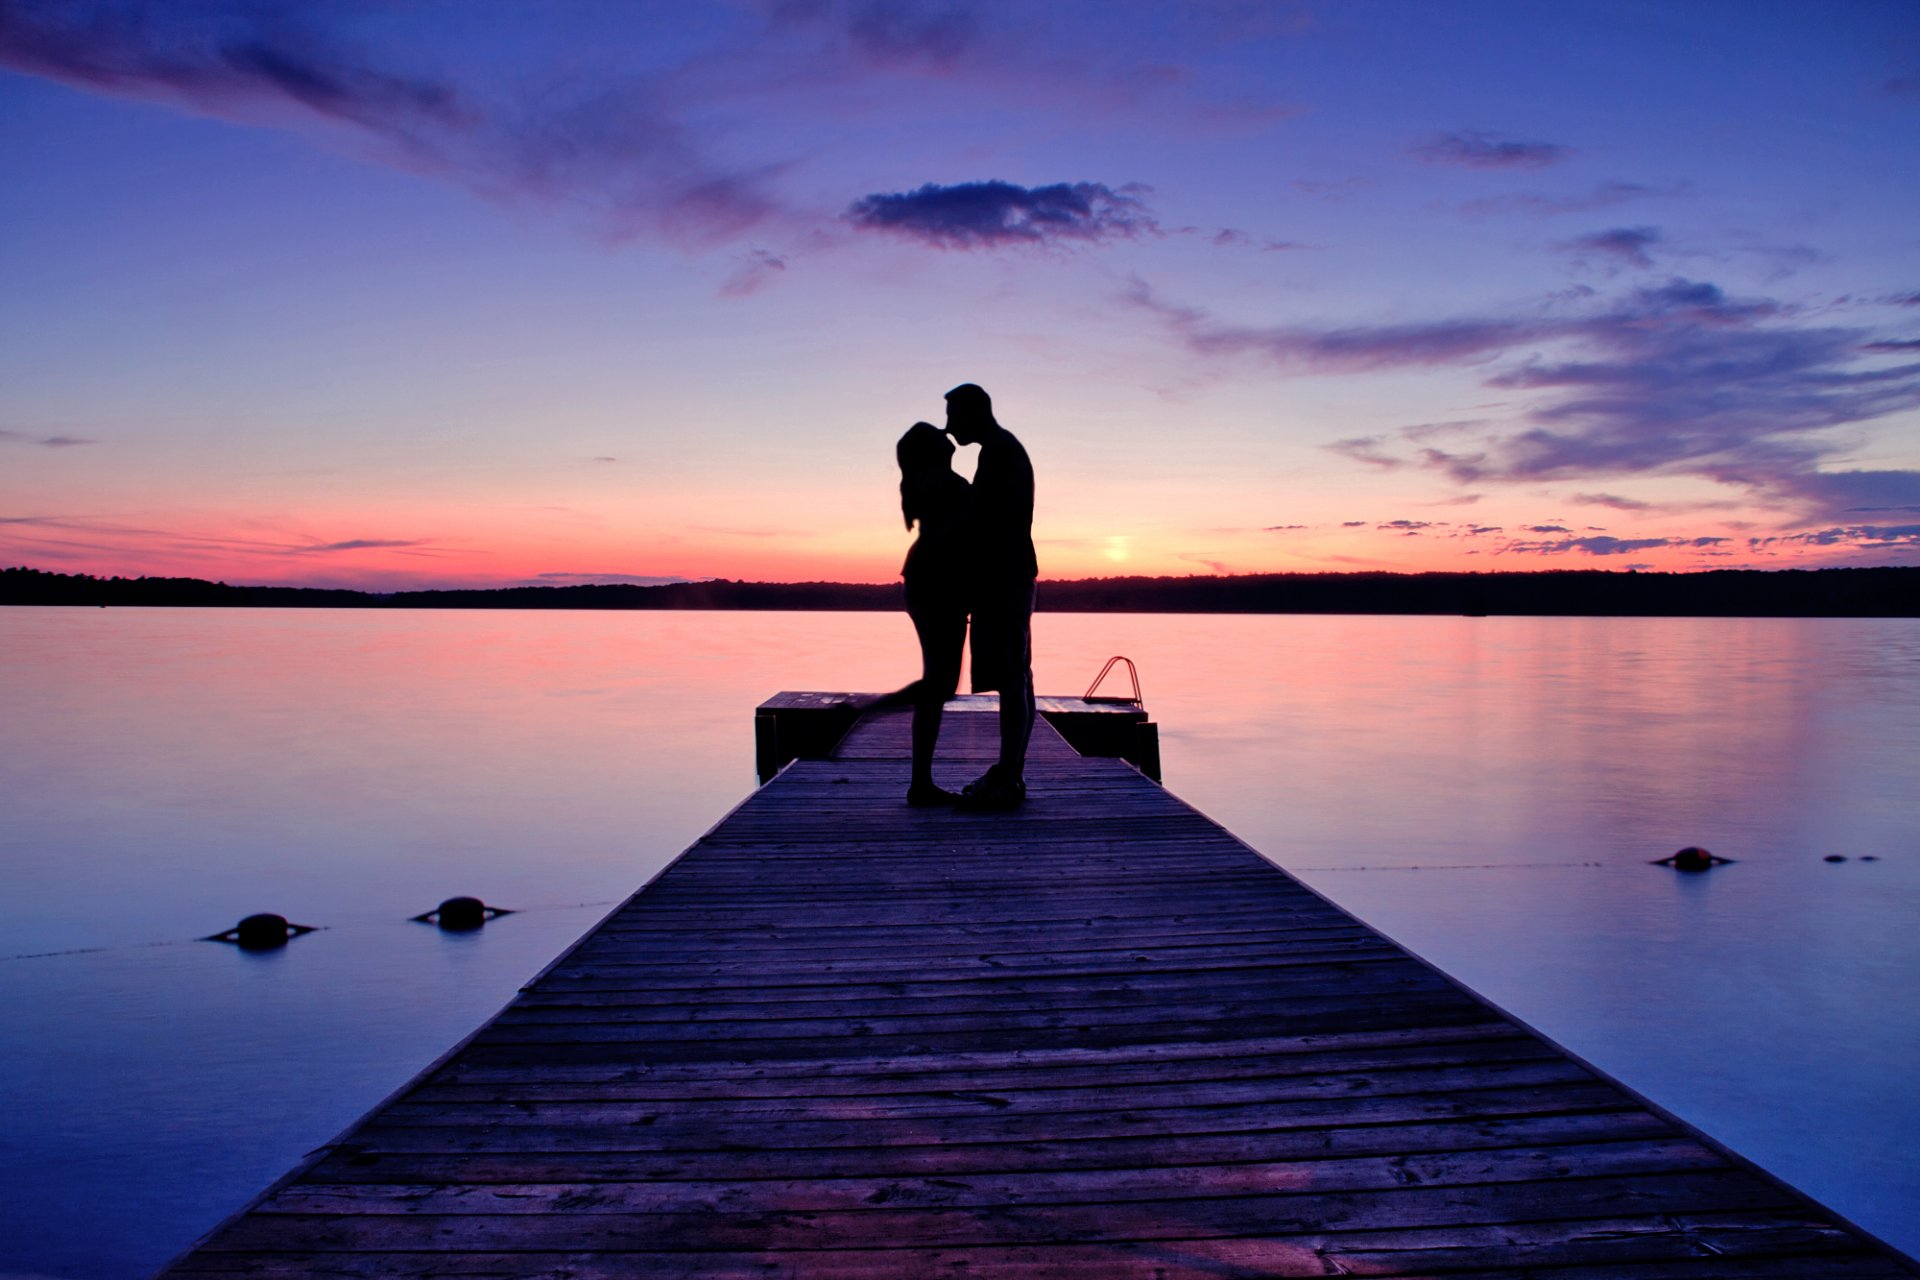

{"left": 161, "top": 701, "right": 1918, "bottom": 1277}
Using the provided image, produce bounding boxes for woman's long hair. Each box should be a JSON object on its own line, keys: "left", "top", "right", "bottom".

{"left": 897, "top": 421, "right": 954, "bottom": 531}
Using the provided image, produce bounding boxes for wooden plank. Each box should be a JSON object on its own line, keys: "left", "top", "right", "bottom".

{"left": 160, "top": 701, "right": 1920, "bottom": 1278}
{"left": 262, "top": 1138, "right": 1728, "bottom": 1214}
{"left": 298, "top": 1111, "right": 1682, "bottom": 1184}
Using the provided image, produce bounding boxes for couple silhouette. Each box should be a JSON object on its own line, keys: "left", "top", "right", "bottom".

{"left": 881, "top": 383, "right": 1037, "bottom": 810}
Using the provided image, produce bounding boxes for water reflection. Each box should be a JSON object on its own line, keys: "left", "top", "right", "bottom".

{"left": 1, "top": 607, "right": 1915, "bottom": 1274}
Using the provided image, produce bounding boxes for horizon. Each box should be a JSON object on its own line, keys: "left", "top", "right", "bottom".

{"left": 4, "top": 2, "right": 1919, "bottom": 590}
{"left": 11, "top": 558, "right": 1918, "bottom": 595}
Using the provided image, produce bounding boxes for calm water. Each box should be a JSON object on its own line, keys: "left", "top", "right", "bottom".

{"left": 2, "top": 606, "right": 1916, "bottom": 1275}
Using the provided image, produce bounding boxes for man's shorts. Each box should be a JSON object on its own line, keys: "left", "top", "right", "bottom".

{"left": 969, "top": 578, "right": 1035, "bottom": 694}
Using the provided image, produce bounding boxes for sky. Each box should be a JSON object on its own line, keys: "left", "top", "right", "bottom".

{"left": 3, "top": 0, "right": 1918, "bottom": 589}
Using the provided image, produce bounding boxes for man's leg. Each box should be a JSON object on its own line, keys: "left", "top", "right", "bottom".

{"left": 998, "top": 666, "right": 1034, "bottom": 778}
{"left": 997, "top": 581, "right": 1036, "bottom": 780}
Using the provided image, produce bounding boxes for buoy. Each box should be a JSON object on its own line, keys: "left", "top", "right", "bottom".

{"left": 1652, "top": 846, "right": 1729, "bottom": 872}
{"left": 411, "top": 896, "right": 511, "bottom": 930}
{"left": 203, "top": 913, "right": 317, "bottom": 950}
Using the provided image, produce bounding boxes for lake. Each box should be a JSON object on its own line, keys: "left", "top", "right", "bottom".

{"left": 2, "top": 606, "right": 1916, "bottom": 1276}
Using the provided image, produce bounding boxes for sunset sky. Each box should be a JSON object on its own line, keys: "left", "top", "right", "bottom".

{"left": 3, "top": 0, "right": 1918, "bottom": 588}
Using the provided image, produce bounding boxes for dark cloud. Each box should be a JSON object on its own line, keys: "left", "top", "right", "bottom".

{"left": 1750, "top": 524, "right": 1920, "bottom": 549}
{"left": 0, "top": 1, "right": 781, "bottom": 247}
{"left": 1464, "top": 525, "right": 1503, "bottom": 535}
{"left": 1263, "top": 523, "right": 1308, "bottom": 531}
{"left": 1863, "top": 338, "right": 1920, "bottom": 352}
{"left": 1557, "top": 226, "right": 1661, "bottom": 269}
{"left": 1523, "top": 524, "right": 1571, "bottom": 533}
{"left": 1883, "top": 292, "right": 1920, "bottom": 307}
{"left": 0, "top": 1, "right": 467, "bottom": 137}
{"left": 1326, "top": 436, "right": 1405, "bottom": 470}
{"left": 1414, "top": 130, "right": 1571, "bottom": 170}
{"left": 1783, "top": 469, "right": 1920, "bottom": 514}
{"left": 846, "top": 180, "right": 1153, "bottom": 248}
{"left": 0, "top": 428, "right": 94, "bottom": 447}
{"left": 292, "top": 538, "right": 425, "bottom": 554}
{"left": 1340, "top": 520, "right": 1366, "bottom": 527}
{"left": 1377, "top": 519, "right": 1434, "bottom": 533}
{"left": 1131, "top": 279, "right": 1548, "bottom": 371}
{"left": 1506, "top": 534, "right": 1729, "bottom": 556}
{"left": 1463, "top": 181, "right": 1682, "bottom": 219}
{"left": 1138, "top": 274, "right": 1920, "bottom": 522}
{"left": 1571, "top": 491, "right": 1653, "bottom": 511}
{"left": 1205, "top": 228, "right": 1301, "bottom": 251}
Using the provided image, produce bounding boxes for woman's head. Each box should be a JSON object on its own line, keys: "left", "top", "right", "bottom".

{"left": 897, "top": 421, "right": 953, "bottom": 477}
{"left": 897, "top": 421, "right": 954, "bottom": 530}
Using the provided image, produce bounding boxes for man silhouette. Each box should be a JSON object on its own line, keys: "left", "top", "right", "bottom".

{"left": 945, "top": 382, "right": 1036, "bottom": 809}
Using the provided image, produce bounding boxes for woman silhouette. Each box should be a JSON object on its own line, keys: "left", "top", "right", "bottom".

{"left": 887, "top": 421, "right": 971, "bottom": 805}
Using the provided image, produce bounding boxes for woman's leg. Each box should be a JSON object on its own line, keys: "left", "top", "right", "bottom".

{"left": 906, "top": 588, "right": 965, "bottom": 792}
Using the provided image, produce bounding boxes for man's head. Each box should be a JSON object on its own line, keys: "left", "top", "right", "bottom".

{"left": 944, "top": 382, "right": 995, "bottom": 445}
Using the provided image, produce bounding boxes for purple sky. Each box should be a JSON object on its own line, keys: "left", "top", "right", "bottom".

{"left": 3, "top": 0, "right": 1918, "bottom": 586}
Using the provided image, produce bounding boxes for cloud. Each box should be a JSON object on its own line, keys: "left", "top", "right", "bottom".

{"left": 1571, "top": 491, "right": 1653, "bottom": 511}
{"left": 1557, "top": 226, "right": 1661, "bottom": 269}
{"left": 1523, "top": 524, "right": 1571, "bottom": 533}
{"left": 1781, "top": 469, "right": 1920, "bottom": 514}
{"left": 846, "top": 180, "right": 1153, "bottom": 248}
{"left": 1130, "top": 278, "right": 1549, "bottom": 371}
{"left": 591, "top": 456, "right": 618, "bottom": 463}
{"left": 525, "top": 571, "right": 690, "bottom": 586}
{"left": 0, "top": 429, "right": 94, "bottom": 447}
{"left": 1139, "top": 275, "right": 1920, "bottom": 521}
{"left": 1749, "top": 524, "right": 1920, "bottom": 549}
{"left": 1883, "top": 292, "right": 1920, "bottom": 307}
{"left": 1863, "top": 338, "right": 1920, "bottom": 353}
{"left": 291, "top": 538, "right": 426, "bottom": 554}
{"left": 1377, "top": 519, "right": 1434, "bottom": 533}
{"left": 1463, "top": 181, "right": 1684, "bottom": 219}
{"left": 1414, "top": 130, "right": 1571, "bottom": 170}
{"left": 0, "top": 515, "right": 452, "bottom": 572}
{"left": 719, "top": 247, "right": 789, "bottom": 296}
{"left": 0, "top": 1, "right": 468, "bottom": 137}
{"left": 1505, "top": 534, "right": 1730, "bottom": 556}
{"left": 1325, "top": 436, "right": 1405, "bottom": 470}
{"left": 838, "top": 0, "right": 979, "bottom": 72}
{"left": 0, "top": 1, "right": 782, "bottom": 247}
{"left": 1263, "top": 523, "right": 1308, "bottom": 531}
{"left": 1203, "top": 227, "right": 1301, "bottom": 251}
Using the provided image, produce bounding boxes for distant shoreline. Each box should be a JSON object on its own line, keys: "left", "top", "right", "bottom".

{"left": 5, "top": 565, "right": 1917, "bottom": 617}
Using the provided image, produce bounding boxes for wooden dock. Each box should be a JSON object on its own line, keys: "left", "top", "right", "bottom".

{"left": 165, "top": 701, "right": 1918, "bottom": 1277}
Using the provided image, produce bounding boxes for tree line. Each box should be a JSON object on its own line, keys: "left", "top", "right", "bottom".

{"left": 5, "top": 564, "right": 1916, "bottom": 616}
